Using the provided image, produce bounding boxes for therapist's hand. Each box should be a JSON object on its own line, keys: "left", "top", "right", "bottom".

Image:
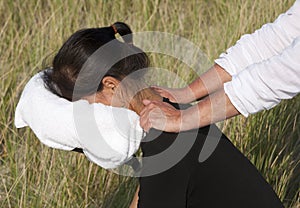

{"left": 140, "top": 99, "right": 182, "bottom": 132}
{"left": 151, "top": 86, "right": 194, "bottom": 104}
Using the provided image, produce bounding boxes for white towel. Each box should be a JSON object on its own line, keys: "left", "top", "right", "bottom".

{"left": 15, "top": 72, "right": 144, "bottom": 169}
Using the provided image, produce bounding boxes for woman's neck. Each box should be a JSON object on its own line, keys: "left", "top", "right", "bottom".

{"left": 82, "top": 87, "right": 163, "bottom": 115}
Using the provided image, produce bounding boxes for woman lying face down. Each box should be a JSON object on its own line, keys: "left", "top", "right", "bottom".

{"left": 43, "top": 22, "right": 161, "bottom": 114}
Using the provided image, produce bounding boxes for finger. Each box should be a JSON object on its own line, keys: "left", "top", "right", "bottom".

{"left": 142, "top": 99, "right": 152, "bottom": 106}
{"left": 150, "top": 85, "right": 163, "bottom": 90}
{"left": 149, "top": 100, "right": 171, "bottom": 109}
{"left": 140, "top": 101, "right": 158, "bottom": 116}
{"left": 140, "top": 104, "right": 151, "bottom": 116}
{"left": 139, "top": 113, "right": 148, "bottom": 128}
{"left": 151, "top": 86, "right": 178, "bottom": 102}
{"left": 139, "top": 117, "right": 146, "bottom": 131}
{"left": 140, "top": 115, "right": 151, "bottom": 132}
{"left": 144, "top": 121, "right": 151, "bottom": 132}
{"left": 151, "top": 85, "right": 172, "bottom": 93}
{"left": 140, "top": 101, "right": 164, "bottom": 117}
{"left": 151, "top": 86, "right": 170, "bottom": 95}
{"left": 140, "top": 100, "right": 153, "bottom": 116}
{"left": 140, "top": 107, "right": 154, "bottom": 131}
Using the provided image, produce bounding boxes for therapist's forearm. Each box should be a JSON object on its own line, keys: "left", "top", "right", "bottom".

{"left": 181, "top": 88, "right": 240, "bottom": 131}
{"left": 184, "top": 64, "right": 232, "bottom": 102}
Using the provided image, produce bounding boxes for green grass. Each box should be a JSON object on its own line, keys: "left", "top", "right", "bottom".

{"left": 0, "top": 0, "right": 299, "bottom": 207}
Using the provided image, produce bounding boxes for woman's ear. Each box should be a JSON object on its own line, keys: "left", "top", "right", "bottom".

{"left": 101, "top": 76, "right": 120, "bottom": 93}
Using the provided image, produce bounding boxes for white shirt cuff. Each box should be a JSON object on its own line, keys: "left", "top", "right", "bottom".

{"left": 224, "top": 81, "right": 249, "bottom": 117}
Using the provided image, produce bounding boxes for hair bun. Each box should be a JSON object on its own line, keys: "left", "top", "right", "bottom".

{"left": 111, "top": 22, "right": 133, "bottom": 44}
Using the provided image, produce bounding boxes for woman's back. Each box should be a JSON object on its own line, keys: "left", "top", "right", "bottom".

{"left": 138, "top": 100, "right": 283, "bottom": 208}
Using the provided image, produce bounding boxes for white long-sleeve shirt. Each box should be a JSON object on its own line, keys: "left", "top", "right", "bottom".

{"left": 215, "top": 0, "right": 300, "bottom": 117}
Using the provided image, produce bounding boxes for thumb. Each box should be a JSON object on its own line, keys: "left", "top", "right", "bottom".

{"left": 142, "top": 99, "right": 152, "bottom": 106}
{"left": 151, "top": 85, "right": 166, "bottom": 93}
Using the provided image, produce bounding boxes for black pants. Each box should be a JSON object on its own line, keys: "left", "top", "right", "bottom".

{"left": 138, "top": 124, "right": 283, "bottom": 208}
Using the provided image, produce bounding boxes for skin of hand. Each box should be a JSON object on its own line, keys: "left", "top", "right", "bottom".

{"left": 140, "top": 88, "right": 240, "bottom": 132}
{"left": 151, "top": 64, "right": 232, "bottom": 104}
{"left": 139, "top": 64, "right": 235, "bottom": 132}
{"left": 150, "top": 86, "right": 194, "bottom": 104}
{"left": 140, "top": 99, "right": 182, "bottom": 132}
{"left": 129, "top": 186, "right": 140, "bottom": 208}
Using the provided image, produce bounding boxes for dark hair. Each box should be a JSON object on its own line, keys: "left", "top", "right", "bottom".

{"left": 43, "top": 22, "right": 149, "bottom": 101}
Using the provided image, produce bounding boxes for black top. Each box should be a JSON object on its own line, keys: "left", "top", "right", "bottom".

{"left": 138, "top": 99, "right": 283, "bottom": 208}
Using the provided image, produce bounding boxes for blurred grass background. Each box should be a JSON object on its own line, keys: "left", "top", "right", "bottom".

{"left": 0, "top": 0, "right": 299, "bottom": 207}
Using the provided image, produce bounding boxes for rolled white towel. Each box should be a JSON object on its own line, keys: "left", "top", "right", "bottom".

{"left": 15, "top": 71, "right": 144, "bottom": 169}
